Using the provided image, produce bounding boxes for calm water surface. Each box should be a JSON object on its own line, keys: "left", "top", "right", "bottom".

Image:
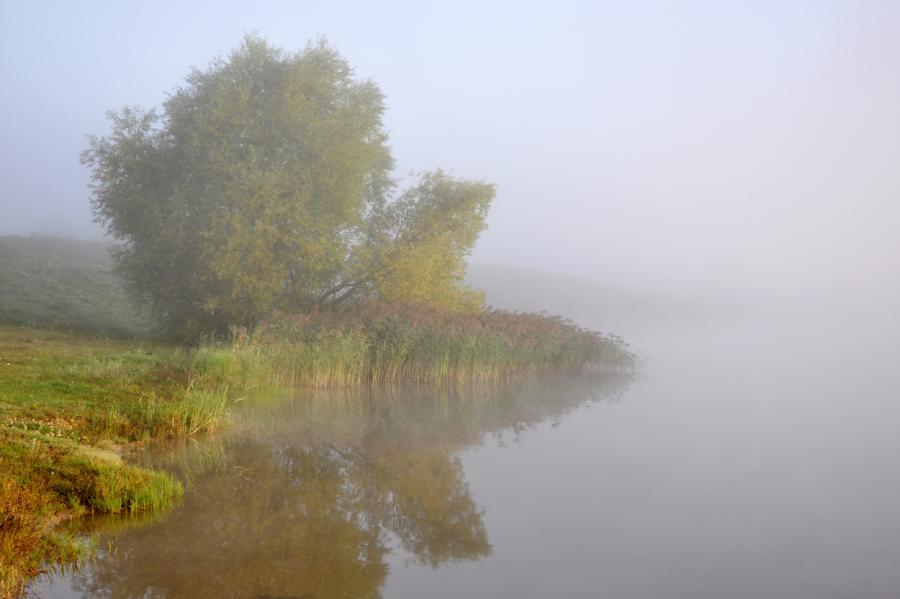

{"left": 32, "top": 312, "right": 900, "bottom": 598}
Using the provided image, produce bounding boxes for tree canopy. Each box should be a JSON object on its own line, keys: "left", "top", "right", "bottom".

{"left": 82, "top": 35, "right": 494, "bottom": 338}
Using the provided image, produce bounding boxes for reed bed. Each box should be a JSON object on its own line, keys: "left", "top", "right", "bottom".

{"left": 194, "top": 302, "right": 635, "bottom": 389}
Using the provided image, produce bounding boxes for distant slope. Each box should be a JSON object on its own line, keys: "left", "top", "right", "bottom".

{"left": 0, "top": 236, "right": 150, "bottom": 337}
{"left": 465, "top": 264, "right": 690, "bottom": 328}
{"left": 0, "top": 236, "right": 692, "bottom": 338}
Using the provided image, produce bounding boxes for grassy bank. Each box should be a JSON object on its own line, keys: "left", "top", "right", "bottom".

{"left": 0, "top": 327, "right": 189, "bottom": 596}
{"left": 0, "top": 305, "right": 633, "bottom": 595}
{"left": 0, "top": 431, "right": 181, "bottom": 594}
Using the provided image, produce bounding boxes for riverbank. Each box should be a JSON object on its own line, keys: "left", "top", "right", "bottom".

{"left": 0, "top": 326, "right": 184, "bottom": 596}
{"left": 0, "top": 311, "right": 633, "bottom": 595}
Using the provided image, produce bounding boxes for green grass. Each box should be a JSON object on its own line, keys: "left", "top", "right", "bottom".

{"left": 0, "top": 428, "right": 181, "bottom": 514}
{"left": 0, "top": 235, "right": 150, "bottom": 337}
{"left": 0, "top": 425, "right": 180, "bottom": 597}
{"left": 0, "top": 326, "right": 192, "bottom": 596}
{"left": 110, "top": 384, "right": 232, "bottom": 438}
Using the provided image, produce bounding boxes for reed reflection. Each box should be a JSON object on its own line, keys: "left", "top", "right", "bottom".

{"left": 68, "top": 373, "right": 633, "bottom": 598}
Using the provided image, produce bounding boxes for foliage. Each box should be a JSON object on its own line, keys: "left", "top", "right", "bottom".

{"left": 352, "top": 172, "right": 492, "bottom": 312}
{"left": 82, "top": 35, "right": 493, "bottom": 339}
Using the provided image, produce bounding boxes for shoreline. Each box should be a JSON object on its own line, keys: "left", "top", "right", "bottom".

{"left": 0, "top": 318, "right": 633, "bottom": 596}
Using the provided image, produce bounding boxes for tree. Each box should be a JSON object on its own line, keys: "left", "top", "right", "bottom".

{"left": 321, "top": 171, "right": 493, "bottom": 312}
{"left": 82, "top": 35, "right": 493, "bottom": 338}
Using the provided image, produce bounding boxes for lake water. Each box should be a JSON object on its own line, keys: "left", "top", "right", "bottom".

{"left": 31, "top": 311, "right": 900, "bottom": 598}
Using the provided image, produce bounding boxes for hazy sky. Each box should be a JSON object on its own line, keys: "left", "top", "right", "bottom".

{"left": 2, "top": 1, "right": 898, "bottom": 305}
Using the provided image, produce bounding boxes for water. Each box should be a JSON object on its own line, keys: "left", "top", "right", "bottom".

{"left": 31, "top": 312, "right": 900, "bottom": 598}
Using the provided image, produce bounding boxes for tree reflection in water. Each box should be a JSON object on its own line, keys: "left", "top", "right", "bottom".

{"left": 68, "top": 373, "right": 633, "bottom": 598}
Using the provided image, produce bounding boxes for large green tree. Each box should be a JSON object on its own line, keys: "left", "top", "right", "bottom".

{"left": 83, "top": 35, "right": 493, "bottom": 338}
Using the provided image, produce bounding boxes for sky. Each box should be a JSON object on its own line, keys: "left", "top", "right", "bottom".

{"left": 1, "top": 0, "right": 899, "bottom": 307}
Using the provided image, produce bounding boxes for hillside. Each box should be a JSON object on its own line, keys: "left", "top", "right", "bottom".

{"left": 0, "top": 236, "right": 671, "bottom": 337}
{"left": 0, "top": 236, "right": 150, "bottom": 337}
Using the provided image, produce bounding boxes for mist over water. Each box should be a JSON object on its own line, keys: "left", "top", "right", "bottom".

{"left": 5, "top": 2, "right": 900, "bottom": 597}
{"left": 390, "top": 307, "right": 900, "bottom": 598}
{"left": 30, "top": 307, "right": 900, "bottom": 598}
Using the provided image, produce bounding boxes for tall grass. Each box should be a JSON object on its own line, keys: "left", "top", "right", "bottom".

{"left": 130, "top": 384, "right": 231, "bottom": 438}
{"left": 193, "top": 302, "right": 635, "bottom": 389}
{"left": 96, "top": 383, "right": 231, "bottom": 440}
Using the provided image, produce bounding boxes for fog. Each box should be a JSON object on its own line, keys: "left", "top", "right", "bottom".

{"left": 2, "top": 1, "right": 899, "bottom": 310}
{"left": 9, "top": 6, "right": 900, "bottom": 596}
